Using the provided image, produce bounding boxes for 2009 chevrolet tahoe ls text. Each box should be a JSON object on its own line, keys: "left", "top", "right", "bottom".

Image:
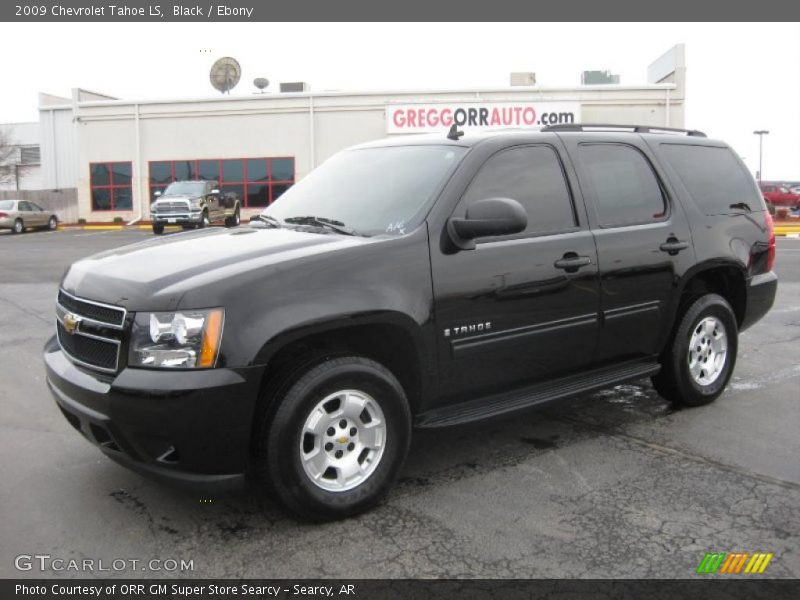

{"left": 45, "top": 124, "right": 777, "bottom": 520}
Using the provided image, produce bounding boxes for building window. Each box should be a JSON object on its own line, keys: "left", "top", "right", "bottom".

{"left": 90, "top": 162, "right": 133, "bottom": 211}
{"left": 148, "top": 157, "right": 295, "bottom": 207}
{"left": 20, "top": 145, "right": 41, "bottom": 165}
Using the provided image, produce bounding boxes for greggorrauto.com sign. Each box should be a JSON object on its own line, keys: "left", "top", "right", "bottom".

{"left": 386, "top": 101, "right": 581, "bottom": 134}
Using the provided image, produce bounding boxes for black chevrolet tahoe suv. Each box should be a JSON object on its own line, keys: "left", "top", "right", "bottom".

{"left": 45, "top": 124, "right": 777, "bottom": 520}
{"left": 150, "top": 180, "right": 241, "bottom": 234}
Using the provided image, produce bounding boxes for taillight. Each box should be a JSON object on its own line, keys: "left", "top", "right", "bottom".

{"left": 765, "top": 211, "right": 776, "bottom": 272}
{"left": 0, "top": 212, "right": 7, "bottom": 218}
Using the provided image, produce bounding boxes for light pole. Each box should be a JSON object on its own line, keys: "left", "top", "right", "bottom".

{"left": 753, "top": 130, "right": 769, "bottom": 183}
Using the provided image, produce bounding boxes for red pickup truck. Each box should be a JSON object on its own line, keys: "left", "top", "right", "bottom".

{"left": 760, "top": 183, "right": 800, "bottom": 208}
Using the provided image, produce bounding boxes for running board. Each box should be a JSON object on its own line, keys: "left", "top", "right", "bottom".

{"left": 416, "top": 360, "right": 661, "bottom": 429}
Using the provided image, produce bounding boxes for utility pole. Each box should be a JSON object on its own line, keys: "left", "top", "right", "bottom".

{"left": 753, "top": 130, "right": 769, "bottom": 183}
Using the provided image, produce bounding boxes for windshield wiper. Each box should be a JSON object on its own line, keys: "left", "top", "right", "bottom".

{"left": 254, "top": 214, "right": 282, "bottom": 228}
{"left": 284, "top": 215, "right": 360, "bottom": 236}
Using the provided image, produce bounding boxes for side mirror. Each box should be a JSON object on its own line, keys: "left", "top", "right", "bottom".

{"left": 154, "top": 190, "right": 162, "bottom": 197}
{"left": 210, "top": 189, "right": 220, "bottom": 195}
{"left": 447, "top": 197, "right": 527, "bottom": 250}
{"left": 249, "top": 216, "right": 267, "bottom": 229}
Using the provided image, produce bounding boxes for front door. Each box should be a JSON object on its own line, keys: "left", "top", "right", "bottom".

{"left": 561, "top": 136, "right": 695, "bottom": 362}
{"left": 431, "top": 143, "right": 601, "bottom": 403}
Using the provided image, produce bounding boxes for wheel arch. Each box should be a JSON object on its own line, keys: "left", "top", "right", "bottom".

{"left": 673, "top": 261, "right": 748, "bottom": 329}
{"left": 253, "top": 311, "right": 430, "bottom": 417}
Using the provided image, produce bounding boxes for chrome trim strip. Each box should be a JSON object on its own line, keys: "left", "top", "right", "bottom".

{"left": 450, "top": 312, "right": 599, "bottom": 357}
{"left": 58, "top": 288, "right": 127, "bottom": 329}
{"left": 603, "top": 300, "right": 661, "bottom": 320}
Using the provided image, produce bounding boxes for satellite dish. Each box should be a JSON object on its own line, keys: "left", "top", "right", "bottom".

{"left": 253, "top": 77, "right": 270, "bottom": 93}
{"left": 209, "top": 57, "right": 241, "bottom": 94}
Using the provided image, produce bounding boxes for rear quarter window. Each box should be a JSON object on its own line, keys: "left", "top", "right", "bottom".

{"left": 659, "top": 144, "right": 763, "bottom": 215}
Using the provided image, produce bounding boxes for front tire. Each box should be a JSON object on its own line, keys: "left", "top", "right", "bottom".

{"left": 12, "top": 219, "right": 24, "bottom": 234}
{"left": 224, "top": 206, "right": 241, "bottom": 228}
{"left": 198, "top": 211, "right": 210, "bottom": 228}
{"left": 652, "top": 294, "right": 738, "bottom": 407}
{"left": 254, "top": 356, "right": 411, "bottom": 521}
{"left": 47, "top": 216, "right": 58, "bottom": 230}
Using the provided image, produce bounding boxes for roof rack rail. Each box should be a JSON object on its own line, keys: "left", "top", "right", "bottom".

{"left": 541, "top": 123, "right": 707, "bottom": 138}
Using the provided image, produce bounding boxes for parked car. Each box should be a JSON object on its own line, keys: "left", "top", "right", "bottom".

{"left": 150, "top": 180, "right": 241, "bottom": 234}
{"left": 759, "top": 183, "right": 800, "bottom": 208}
{"left": 45, "top": 125, "right": 777, "bottom": 520}
{"left": 0, "top": 199, "right": 58, "bottom": 234}
{"left": 789, "top": 185, "right": 800, "bottom": 196}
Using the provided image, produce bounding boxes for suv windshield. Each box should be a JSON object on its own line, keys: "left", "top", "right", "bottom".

{"left": 163, "top": 182, "right": 206, "bottom": 196}
{"left": 262, "top": 145, "right": 468, "bottom": 236}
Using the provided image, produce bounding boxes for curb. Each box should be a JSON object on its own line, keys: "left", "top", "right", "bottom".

{"left": 56, "top": 225, "right": 179, "bottom": 231}
{"left": 775, "top": 226, "right": 800, "bottom": 237}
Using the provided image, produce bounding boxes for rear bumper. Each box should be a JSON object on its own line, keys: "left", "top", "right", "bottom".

{"left": 741, "top": 271, "right": 778, "bottom": 331}
{"left": 44, "top": 336, "right": 265, "bottom": 493}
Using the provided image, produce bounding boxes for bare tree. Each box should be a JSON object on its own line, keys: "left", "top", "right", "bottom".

{"left": 0, "top": 127, "right": 18, "bottom": 186}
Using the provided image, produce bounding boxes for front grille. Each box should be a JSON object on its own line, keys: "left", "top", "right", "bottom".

{"left": 56, "top": 290, "right": 125, "bottom": 373}
{"left": 154, "top": 201, "right": 190, "bottom": 213}
{"left": 58, "top": 290, "right": 125, "bottom": 328}
{"left": 57, "top": 322, "right": 120, "bottom": 371}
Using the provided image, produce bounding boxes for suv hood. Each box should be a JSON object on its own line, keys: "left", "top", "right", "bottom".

{"left": 61, "top": 228, "right": 372, "bottom": 311}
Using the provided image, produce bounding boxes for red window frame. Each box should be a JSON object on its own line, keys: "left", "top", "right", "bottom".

{"left": 148, "top": 157, "right": 295, "bottom": 207}
{"left": 90, "top": 161, "right": 133, "bottom": 211}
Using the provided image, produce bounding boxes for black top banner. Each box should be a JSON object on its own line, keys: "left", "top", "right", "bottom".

{"left": 2, "top": 0, "right": 800, "bottom": 21}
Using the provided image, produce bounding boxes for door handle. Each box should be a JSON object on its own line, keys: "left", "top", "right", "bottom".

{"left": 554, "top": 254, "right": 592, "bottom": 272}
{"left": 659, "top": 238, "right": 689, "bottom": 255}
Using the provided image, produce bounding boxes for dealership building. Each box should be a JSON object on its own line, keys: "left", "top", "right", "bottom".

{"left": 2, "top": 45, "right": 686, "bottom": 224}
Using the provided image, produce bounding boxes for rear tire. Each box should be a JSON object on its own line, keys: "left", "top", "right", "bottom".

{"left": 253, "top": 356, "right": 411, "bottom": 521}
{"left": 652, "top": 293, "right": 738, "bottom": 407}
{"left": 12, "top": 219, "right": 24, "bottom": 234}
{"left": 47, "top": 216, "right": 58, "bottom": 230}
{"left": 152, "top": 224, "right": 164, "bottom": 235}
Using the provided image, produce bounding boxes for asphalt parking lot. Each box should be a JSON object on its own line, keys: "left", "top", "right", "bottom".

{"left": 0, "top": 228, "right": 798, "bottom": 579}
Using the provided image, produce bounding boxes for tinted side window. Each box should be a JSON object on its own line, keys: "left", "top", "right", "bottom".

{"left": 660, "top": 144, "right": 761, "bottom": 215}
{"left": 579, "top": 144, "right": 666, "bottom": 227}
{"left": 18, "top": 202, "right": 31, "bottom": 211}
{"left": 461, "top": 145, "right": 576, "bottom": 236}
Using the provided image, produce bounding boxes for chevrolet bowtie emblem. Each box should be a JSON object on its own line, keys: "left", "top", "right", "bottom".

{"left": 336, "top": 436, "right": 348, "bottom": 444}
{"left": 63, "top": 312, "right": 82, "bottom": 334}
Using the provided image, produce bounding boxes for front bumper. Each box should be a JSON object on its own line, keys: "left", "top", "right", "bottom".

{"left": 152, "top": 211, "right": 203, "bottom": 225}
{"left": 44, "top": 336, "right": 265, "bottom": 493}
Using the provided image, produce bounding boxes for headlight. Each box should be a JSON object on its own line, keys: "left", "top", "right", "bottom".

{"left": 129, "top": 308, "right": 224, "bottom": 369}
{"left": 150, "top": 203, "right": 157, "bottom": 212}
{"left": 189, "top": 197, "right": 202, "bottom": 208}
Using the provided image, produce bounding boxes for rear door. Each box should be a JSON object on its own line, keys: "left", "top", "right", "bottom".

{"left": 18, "top": 201, "right": 39, "bottom": 226}
{"left": 27, "top": 202, "right": 48, "bottom": 227}
{"left": 561, "top": 134, "right": 695, "bottom": 363}
{"left": 430, "top": 142, "right": 601, "bottom": 401}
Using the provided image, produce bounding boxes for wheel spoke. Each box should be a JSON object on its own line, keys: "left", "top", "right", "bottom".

{"left": 342, "top": 391, "right": 367, "bottom": 419}
{"left": 359, "top": 423, "right": 384, "bottom": 450}
{"left": 302, "top": 447, "right": 330, "bottom": 480}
